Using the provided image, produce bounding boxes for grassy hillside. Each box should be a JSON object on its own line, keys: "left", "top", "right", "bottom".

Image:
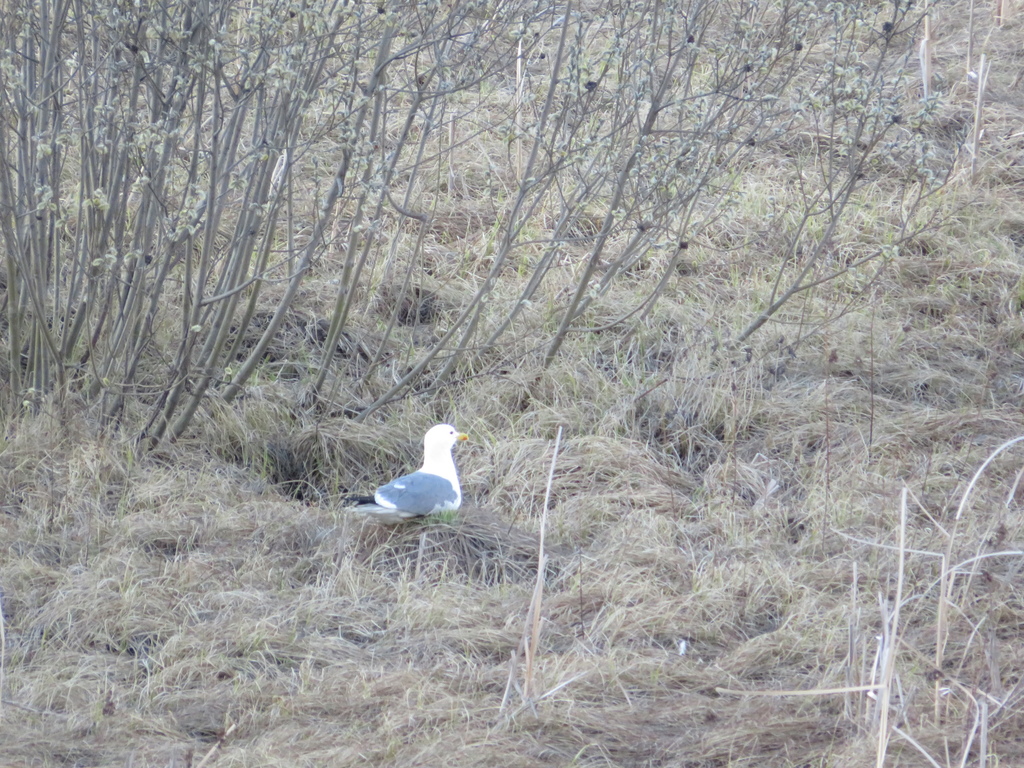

{"left": 1, "top": 0, "right": 1023, "bottom": 766}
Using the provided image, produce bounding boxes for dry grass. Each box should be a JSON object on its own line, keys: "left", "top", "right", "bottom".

{"left": 2, "top": 1, "right": 1024, "bottom": 766}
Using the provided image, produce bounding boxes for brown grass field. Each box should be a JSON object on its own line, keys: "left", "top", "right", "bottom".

{"left": 2, "top": 0, "right": 1024, "bottom": 766}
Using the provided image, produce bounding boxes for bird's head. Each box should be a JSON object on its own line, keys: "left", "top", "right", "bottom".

{"left": 424, "top": 423, "right": 469, "bottom": 452}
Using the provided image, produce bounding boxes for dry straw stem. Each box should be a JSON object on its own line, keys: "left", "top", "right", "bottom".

{"left": 503, "top": 425, "right": 562, "bottom": 715}
{"left": 995, "top": 0, "right": 1009, "bottom": 26}
{"left": 966, "top": 0, "right": 979, "bottom": 73}
{"left": 847, "top": 560, "right": 863, "bottom": 723}
{"left": 873, "top": 487, "right": 908, "bottom": 767}
{"left": 970, "top": 54, "right": 991, "bottom": 182}
{"left": 0, "top": 589, "right": 5, "bottom": 722}
{"left": 920, "top": 15, "right": 933, "bottom": 100}
{"left": 716, "top": 683, "right": 881, "bottom": 697}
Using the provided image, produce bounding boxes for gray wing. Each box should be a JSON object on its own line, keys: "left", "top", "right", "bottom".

{"left": 374, "top": 471, "right": 458, "bottom": 515}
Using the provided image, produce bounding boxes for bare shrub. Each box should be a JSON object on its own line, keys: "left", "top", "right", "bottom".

{"left": 0, "top": 0, "right": 958, "bottom": 439}
{"left": 339, "top": 0, "right": 957, "bottom": 417}
{"left": 0, "top": 0, "right": 528, "bottom": 441}
{"left": 0, "top": 0, "right": 358, "bottom": 439}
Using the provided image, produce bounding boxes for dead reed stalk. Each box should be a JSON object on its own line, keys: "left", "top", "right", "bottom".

{"left": 845, "top": 561, "right": 862, "bottom": 723}
{"left": 0, "top": 591, "right": 5, "bottom": 723}
{"left": 970, "top": 54, "right": 991, "bottom": 182}
{"left": 995, "top": 0, "right": 1008, "bottom": 26}
{"left": 502, "top": 426, "right": 562, "bottom": 714}
{"left": 967, "top": 0, "right": 977, "bottom": 73}
{"left": 873, "top": 488, "right": 908, "bottom": 767}
{"left": 919, "top": 15, "right": 933, "bottom": 100}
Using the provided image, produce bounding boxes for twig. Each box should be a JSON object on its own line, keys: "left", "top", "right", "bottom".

{"left": 194, "top": 722, "right": 237, "bottom": 768}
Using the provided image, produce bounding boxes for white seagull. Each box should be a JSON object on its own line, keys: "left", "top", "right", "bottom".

{"left": 350, "top": 424, "right": 469, "bottom": 523}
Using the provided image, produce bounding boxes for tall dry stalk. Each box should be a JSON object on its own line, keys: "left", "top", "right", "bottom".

{"left": 874, "top": 488, "right": 908, "bottom": 767}
{"left": 968, "top": 0, "right": 977, "bottom": 72}
{"left": 845, "top": 561, "right": 862, "bottom": 723}
{"left": 919, "top": 15, "right": 933, "bottom": 99}
{"left": 0, "top": 590, "right": 5, "bottom": 722}
{"left": 970, "top": 54, "right": 991, "bottom": 182}
{"left": 935, "top": 548, "right": 949, "bottom": 722}
{"left": 978, "top": 699, "right": 989, "bottom": 768}
{"left": 502, "top": 426, "right": 561, "bottom": 714}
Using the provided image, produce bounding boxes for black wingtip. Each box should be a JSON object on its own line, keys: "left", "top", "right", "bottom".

{"left": 342, "top": 494, "right": 377, "bottom": 506}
